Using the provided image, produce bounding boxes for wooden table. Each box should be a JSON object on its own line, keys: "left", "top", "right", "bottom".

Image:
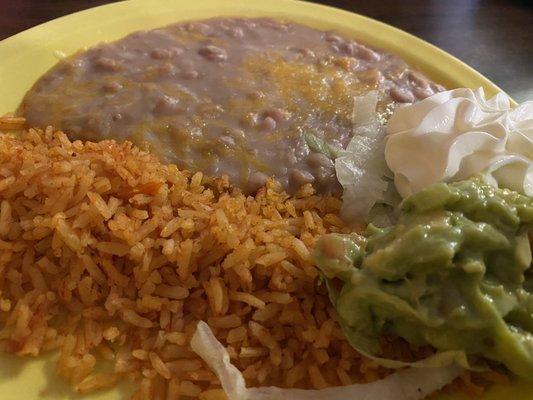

{"left": 2, "top": 0, "right": 532, "bottom": 101}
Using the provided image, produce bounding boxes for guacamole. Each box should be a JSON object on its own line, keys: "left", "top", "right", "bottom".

{"left": 314, "top": 178, "right": 533, "bottom": 379}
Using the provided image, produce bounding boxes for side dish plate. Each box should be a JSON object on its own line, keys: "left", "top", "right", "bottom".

{"left": 0, "top": 0, "right": 526, "bottom": 398}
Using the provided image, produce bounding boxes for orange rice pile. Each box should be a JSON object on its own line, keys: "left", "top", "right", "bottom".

{"left": 0, "top": 127, "right": 372, "bottom": 399}
{"left": 0, "top": 127, "right": 509, "bottom": 399}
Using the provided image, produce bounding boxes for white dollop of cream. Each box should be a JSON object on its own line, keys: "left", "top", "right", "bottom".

{"left": 385, "top": 88, "right": 533, "bottom": 198}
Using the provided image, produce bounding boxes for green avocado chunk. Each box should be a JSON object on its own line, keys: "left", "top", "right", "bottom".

{"left": 314, "top": 177, "right": 533, "bottom": 379}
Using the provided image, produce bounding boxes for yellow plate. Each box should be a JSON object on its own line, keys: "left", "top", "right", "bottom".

{"left": 0, "top": 0, "right": 526, "bottom": 398}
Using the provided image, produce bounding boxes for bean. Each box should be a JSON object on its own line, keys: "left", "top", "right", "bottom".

{"left": 247, "top": 91, "right": 265, "bottom": 101}
{"left": 413, "top": 86, "right": 434, "bottom": 100}
{"left": 307, "top": 153, "right": 333, "bottom": 169}
{"left": 339, "top": 42, "right": 357, "bottom": 57}
{"left": 321, "top": 235, "right": 346, "bottom": 260}
{"left": 307, "top": 153, "right": 335, "bottom": 187}
{"left": 408, "top": 70, "right": 430, "bottom": 88}
{"left": 390, "top": 87, "right": 415, "bottom": 103}
{"left": 330, "top": 43, "right": 340, "bottom": 53}
{"left": 56, "top": 60, "right": 76, "bottom": 75}
{"left": 289, "top": 47, "right": 316, "bottom": 58}
{"left": 94, "top": 57, "right": 121, "bottom": 71}
{"left": 153, "top": 95, "right": 182, "bottom": 115}
{"left": 263, "top": 108, "right": 289, "bottom": 124}
{"left": 198, "top": 45, "right": 227, "bottom": 62}
{"left": 157, "top": 63, "right": 176, "bottom": 76}
{"left": 355, "top": 45, "right": 380, "bottom": 62}
{"left": 315, "top": 170, "right": 336, "bottom": 188}
{"left": 259, "top": 116, "right": 277, "bottom": 132}
{"left": 102, "top": 81, "right": 123, "bottom": 93}
{"left": 289, "top": 169, "right": 315, "bottom": 188}
{"left": 182, "top": 70, "right": 199, "bottom": 80}
{"left": 432, "top": 83, "right": 446, "bottom": 93}
{"left": 248, "top": 171, "right": 268, "bottom": 193}
{"left": 324, "top": 32, "right": 343, "bottom": 44}
{"left": 339, "top": 42, "right": 380, "bottom": 62}
{"left": 150, "top": 48, "right": 172, "bottom": 60}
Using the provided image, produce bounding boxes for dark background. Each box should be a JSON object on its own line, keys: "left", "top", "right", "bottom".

{"left": 1, "top": 0, "right": 532, "bottom": 101}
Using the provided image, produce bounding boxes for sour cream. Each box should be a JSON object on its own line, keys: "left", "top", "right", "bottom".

{"left": 385, "top": 88, "right": 533, "bottom": 198}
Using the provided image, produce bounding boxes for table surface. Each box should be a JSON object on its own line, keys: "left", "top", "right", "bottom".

{"left": 1, "top": 0, "right": 532, "bottom": 102}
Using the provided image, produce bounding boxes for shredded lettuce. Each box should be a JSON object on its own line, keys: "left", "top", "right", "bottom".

{"left": 191, "top": 321, "right": 463, "bottom": 400}
{"left": 302, "top": 92, "right": 400, "bottom": 224}
{"left": 336, "top": 91, "right": 397, "bottom": 222}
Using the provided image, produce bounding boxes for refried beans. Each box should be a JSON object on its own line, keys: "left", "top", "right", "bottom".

{"left": 20, "top": 17, "right": 444, "bottom": 193}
